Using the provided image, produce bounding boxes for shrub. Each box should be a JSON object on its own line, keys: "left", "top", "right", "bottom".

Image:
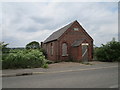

{"left": 94, "top": 40, "right": 120, "bottom": 62}
{"left": 46, "top": 60, "right": 54, "bottom": 64}
{"left": 2, "top": 49, "right": 48, "bottom": 69}
{"left": 40, "top": 48, "right": 47, "bottom": 58}
{"left": 42, "top": 64, "right": 48, "bottom": 68}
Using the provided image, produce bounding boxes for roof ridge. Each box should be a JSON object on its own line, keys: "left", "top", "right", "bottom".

{"left": 56, "top": 20, "right": 77, "bottom": 32}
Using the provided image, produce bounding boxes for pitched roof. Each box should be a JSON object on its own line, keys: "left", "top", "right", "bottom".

{"left": 44, "top": 20, "right": 77, "bottom": 43}
{"left": 72, "top": 38, "right": 85, "bottom": 47}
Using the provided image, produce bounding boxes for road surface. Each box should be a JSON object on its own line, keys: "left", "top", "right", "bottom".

{"left": 2, "top": 64, "right": 118, "bottom": 88}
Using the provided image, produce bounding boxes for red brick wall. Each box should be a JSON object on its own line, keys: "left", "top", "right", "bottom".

{"left": 43, "top": 41, "right": 58, "bottom": 61}
{"left": 43, "top": 21, "right": 93, "bottom": 62}
{"left": 58, "top": 21, "right": 93, "bottom": 61}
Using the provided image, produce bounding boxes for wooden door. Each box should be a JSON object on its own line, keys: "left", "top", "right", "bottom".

{"left": 82, "top": 43, "right": 89, "bottom": 62}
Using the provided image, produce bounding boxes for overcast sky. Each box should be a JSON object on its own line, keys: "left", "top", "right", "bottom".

{"left": 1, "top": 2, "right": 118, "bottom": 47}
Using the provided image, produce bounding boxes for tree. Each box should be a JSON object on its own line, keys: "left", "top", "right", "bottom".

{"left": 0, "top": 42, "right": 9, "bottom": 53}
{"left": 0, "top": 42, "right": 8, "bottom": 49}
{"left": 26, "top": 41, "right": 40, "bottom": 49}
{"left": 94, "top": 39, "right": 120, "bottom": 62}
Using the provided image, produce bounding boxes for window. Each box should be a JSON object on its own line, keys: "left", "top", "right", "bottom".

{"left": 62, "top": 43, "right": 68, "bottom": 56}
{"left": 47, "top": 45, "right": 49, "bottom": 54}
{"left": 51, "top": 43, "right": 53, "bottom": 55}
{"left": 73, "top": 28, "right": 79, "bottom": 31}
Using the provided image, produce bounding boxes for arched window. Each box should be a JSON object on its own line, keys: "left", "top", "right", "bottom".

{"left": 62, "top": 43, "right": 68, "bottom": 56}
{"left": 51, "top": 43, "right": 53, "bottom": 55}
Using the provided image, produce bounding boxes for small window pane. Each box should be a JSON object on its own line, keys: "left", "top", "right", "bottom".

{"left": 62, "top": 43, "right": 68, "bottom": 56}
{"left": 73, "top": 28, "right": 79, "bottom": 31}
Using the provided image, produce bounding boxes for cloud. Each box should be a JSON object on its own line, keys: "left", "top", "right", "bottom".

{"left": 31, "top": 17, "right": 51, "bottom": 24}
{"left": 2, "top": 2, "right": 118, "bottom": 47}
{"left": 0, "top": 3, "right": 2, "bottom": 41}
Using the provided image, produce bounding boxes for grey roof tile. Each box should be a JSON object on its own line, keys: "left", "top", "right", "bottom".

{"left": 44, "top": 20, "right": 77, "bottom": 43}
{"left": 72, "top": 38, "right": 86, "bottom": 47}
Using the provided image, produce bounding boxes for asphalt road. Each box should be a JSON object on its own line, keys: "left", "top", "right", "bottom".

{"left": 2, "top": 65, "right": 118, "bottom": 88}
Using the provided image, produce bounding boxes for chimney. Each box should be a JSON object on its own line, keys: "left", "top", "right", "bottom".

{"left": 41, "top": 42, "right": 43, "bottom": 48}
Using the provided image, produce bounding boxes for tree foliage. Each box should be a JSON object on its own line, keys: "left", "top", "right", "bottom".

{"left": 0, "top": 42, "right": 9, "bottom": 54}
{"left": 26, "top": 41, "right": 40, "bottom": 49}
{"left": 94, "top": 39, "right": 120, "bottom": 62}
{"left": 0, "top": 42, "right": 9, "bottom": 53}
{"left": 0, "top": 42, "right": 8, "bottom": 48}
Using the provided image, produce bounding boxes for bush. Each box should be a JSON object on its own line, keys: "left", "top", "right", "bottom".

{"left": 94, "top": 40, "right": 120, "bottom": 62}
{"left": 42, "top": 63, "right": 48, "bottom": 68}
{"left": 40, "top": 48, "right": 47, "bottom": 58}
{"left": 2, "top": 49, "right": 48, "bottom": 69}
{"left": 46, "top": 60, "right": 54, "bottom": 64}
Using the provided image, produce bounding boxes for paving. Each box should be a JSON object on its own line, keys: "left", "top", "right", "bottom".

{"left": 1, "top": 61, "right": 118, "bottom": 77}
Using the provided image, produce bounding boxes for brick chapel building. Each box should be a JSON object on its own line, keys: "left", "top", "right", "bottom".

{"left": 41, "top": 20, "right": 93, "bottom": 62}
